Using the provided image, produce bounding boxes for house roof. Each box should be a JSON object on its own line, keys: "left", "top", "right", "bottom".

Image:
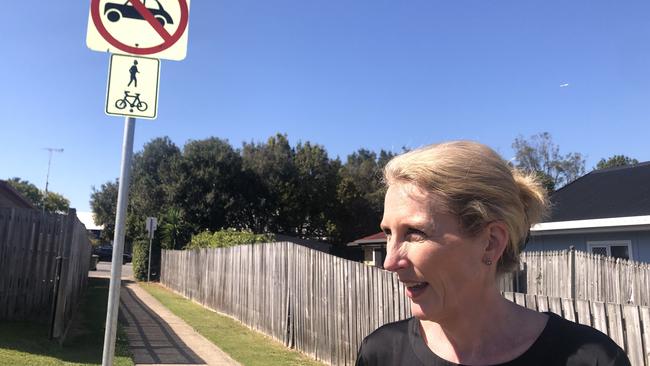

{"left": 0, "top": 180, "right": 36, "bottom": 209}
{"left": 77, "top": 211, "right": 104, "bottom": 231}
{"left": 347, "top": 232, "right": 386, "bottom": 246}
{"left": 548, "top": 162, "right": 650, "bottom": 222}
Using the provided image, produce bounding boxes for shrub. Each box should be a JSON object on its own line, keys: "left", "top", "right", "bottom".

{"left": 132, "top": 239, "right": 149, "bottom": 281}
{"left": 185, "top": 229, "right": 275, "bottom": 250}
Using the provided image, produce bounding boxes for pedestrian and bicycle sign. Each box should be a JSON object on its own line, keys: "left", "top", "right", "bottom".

{"left": 87, "top": 2, "right": 190, "bottom": 365}
{"left": 87, "top": 0, "right": 190, "bottom": 61}
{"left": 106, "top": 54, "right": 160, "bottom": 119}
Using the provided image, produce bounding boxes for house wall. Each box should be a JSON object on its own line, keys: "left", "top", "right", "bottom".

{"left": 528, "top": 230, "right": 650, "bottom": 262}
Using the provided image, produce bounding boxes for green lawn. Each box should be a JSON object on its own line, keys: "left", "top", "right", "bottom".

{"left": 0, "top": 277, "right": 133, "bottom": 366}
{"left": 140, "top": 283, "right": 325, "bottom": 366}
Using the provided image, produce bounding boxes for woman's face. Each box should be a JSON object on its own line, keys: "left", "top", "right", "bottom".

{"left": 381, "top": 182, "right": 491, "bottom": 321}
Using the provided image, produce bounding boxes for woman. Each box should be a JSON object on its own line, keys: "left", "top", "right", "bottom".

{"left": 356, "top": 141, "right": 630, "bottom": 366}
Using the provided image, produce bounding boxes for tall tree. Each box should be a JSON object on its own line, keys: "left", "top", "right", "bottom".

{"left": 128, "top": 137, "right": 182, "bottom": 239}
{"left": 176, "top": 137, "right": 244, "bottom": 233}
{"left": 90, "top": 180, "right": 118, "bottom": 241}
{"left": 596, "top": 155, "right": 639, "bottom": 170}
{"left": 6, "top": 177, "right": 69, "bottom": 213}
{"left": 242, "top": 134, "right": 300, "bottom": 234}
{"left": 512, "top": 132, "right": 585, "bottom": 192}
{"left": 293, "top": 141, "right": 340, "bottom": 238}
{"left": 333, "top": 149, "right": 396, "bottom": 243}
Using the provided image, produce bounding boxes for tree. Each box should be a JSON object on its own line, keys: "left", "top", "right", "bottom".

{"left": 176, "top": 137, "right": 245, "bottom": 233}
{"left": 596, "top": 155, "right": 639, "bottom": 170}
{"left": 90, "top": 180, "right": 118, "bottom": 242}
{"left": 42, "top": 191, "right": 70, "bottom": 214}
{"left": 6, "top": 177, "right": 69, "bottom": 213}
{"left": 332, "top": 149, "right": 396, "bottom": 244}
{"left": 511, "top": 132, "right": 585, "bottom": 192}
{"left": 128, "top": 137, "right": 182, "bottom": 239}
{"left": 242, "top": 134, "right": 300, "bottom": 234}
{"left": 159, "top": 207, "right": 190, "bottom": 250}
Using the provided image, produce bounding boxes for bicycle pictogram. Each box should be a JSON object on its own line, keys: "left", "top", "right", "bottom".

{"left": 115, "top": 91, "right": 148, "bottom": 112}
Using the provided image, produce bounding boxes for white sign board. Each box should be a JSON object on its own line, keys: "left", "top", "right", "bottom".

{"left": 145, "top": 217, "right": 158, "bottom": 239}
{"left": 87, "top": 0, "right": 190, "bottom": 61}
{"left": 106, "top": 54, "right": 160, "bottom": 119}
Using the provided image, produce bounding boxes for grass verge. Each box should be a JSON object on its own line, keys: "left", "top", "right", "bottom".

{"left": 140, "top": 282, "right": 324, "bottom": 366}
{"left": 0, "top": 277, "right": 133, "bottom": 366}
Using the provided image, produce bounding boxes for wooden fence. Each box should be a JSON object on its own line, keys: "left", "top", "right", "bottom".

{"left": 161, "top": 243, "right": 650, "bottom": 366}
{"left": 512, "top": 249, "right": 650, "bottom": 306}
{"left": 0, "top": 208, "right": 92, "bottom": 341}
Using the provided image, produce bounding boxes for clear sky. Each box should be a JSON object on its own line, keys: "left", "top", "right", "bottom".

{"left": 1, "top": 0, "right": 649, "bottom": 213}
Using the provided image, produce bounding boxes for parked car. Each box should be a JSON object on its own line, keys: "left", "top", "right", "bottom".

{"left": 104, "top": 0, "right": 174, "bottom": 26}
{"left": 93, "top": 245, "right": 132, "bottom": 264}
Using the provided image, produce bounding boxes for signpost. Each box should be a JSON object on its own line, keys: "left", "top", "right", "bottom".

{"left": 86, "top": 1, "right": 190, "bottom": 365}
{"left": 145, "top": 217, "right": 158, "bottom": 282}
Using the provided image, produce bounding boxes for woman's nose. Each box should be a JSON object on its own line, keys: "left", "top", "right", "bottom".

{"left": 383, "top": 243, "right": 408, "bottom": 272}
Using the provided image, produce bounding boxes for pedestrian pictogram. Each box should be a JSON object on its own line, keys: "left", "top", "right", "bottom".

{"left": 87, "top": 0, "right": 190, "bottom": 61}
{"left": 105, "top": 54, "right": 159, "bottom": 119}
{"left": 128, "top": 60, "right": 139, "bottom": 87}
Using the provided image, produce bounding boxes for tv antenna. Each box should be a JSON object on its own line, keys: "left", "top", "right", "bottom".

{"left": 43, "top": 148, "right": 64, "bottom": 201}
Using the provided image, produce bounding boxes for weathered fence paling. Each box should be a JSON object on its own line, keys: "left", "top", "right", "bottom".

{"left": 501, "top": 249, "right": 650, "bottom": 306}
{"left": 161, "top": 244, "right": 650, "bottom": 366}
{"left": 0, "top": 208, "right": 91, "bottom": 342}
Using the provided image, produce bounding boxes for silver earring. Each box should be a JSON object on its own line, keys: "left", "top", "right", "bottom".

{"left": 484, "top": 259, "right": 492, "bottom": 265}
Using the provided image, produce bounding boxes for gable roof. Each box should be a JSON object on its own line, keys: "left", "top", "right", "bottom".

{"left": 0, "top": 180, "right": 36, "bottom": 209}
{"left": 347, "top": 232, "right": 387, "bottom": 246}
{"left": 548, "top": 162, "right": 650, "bottom": 222}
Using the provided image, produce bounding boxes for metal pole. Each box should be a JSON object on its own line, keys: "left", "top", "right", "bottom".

{"left": 102, "top": 117, "right": 136, "bottom": 366}
{"left": 147, "top": 236, "right": 153, "bottom": 282}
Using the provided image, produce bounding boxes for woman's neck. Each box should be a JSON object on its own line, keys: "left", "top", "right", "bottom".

{"left": 418, "top": 291, "right": 547, "bottom": 365}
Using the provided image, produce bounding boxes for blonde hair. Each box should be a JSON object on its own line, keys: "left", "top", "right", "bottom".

{"left": 383, "top": 141, "right": 549, "bottom": 273}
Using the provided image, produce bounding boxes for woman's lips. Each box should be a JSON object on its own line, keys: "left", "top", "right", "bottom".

{"left": 404, "top": 282, "right": 429, "bottom": 299}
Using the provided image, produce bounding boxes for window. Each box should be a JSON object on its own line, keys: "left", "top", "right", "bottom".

{"left": 587, "top": 240, "right": 633, "bottom": 261}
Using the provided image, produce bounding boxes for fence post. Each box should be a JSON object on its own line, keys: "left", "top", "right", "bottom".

{"left": 48, "top": 256, "right": 63, "bottom": 340}
{"left": 569, "top": 246, "right": 576, "bottom": 299}
{"left": 51, "top": 208, "right": 76, "bottom": 339}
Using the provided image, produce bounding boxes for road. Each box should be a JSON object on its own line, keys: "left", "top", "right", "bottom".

{"left": 90, "top": 261, "right": 133, "bottom": 280}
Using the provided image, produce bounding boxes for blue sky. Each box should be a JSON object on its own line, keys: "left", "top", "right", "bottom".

{"left": 1, "top": 0, "right": 649, "bottom": 212}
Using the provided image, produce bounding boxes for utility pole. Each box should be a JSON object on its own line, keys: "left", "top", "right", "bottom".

{"left": 43, "top": 148, "right": 64, "bottom": 212}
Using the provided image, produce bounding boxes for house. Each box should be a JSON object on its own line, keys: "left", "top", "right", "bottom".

{"left": 77, "top": 211, "right": 104, "bottom": 240}
{"left": 347, "top": 232, "right": 387, "bottom": 268}
{"left": 0, "top": 180, "right": 36, "bottom": 209}
{"left": 528, "top": 162, "right": 650, "bottom": 262}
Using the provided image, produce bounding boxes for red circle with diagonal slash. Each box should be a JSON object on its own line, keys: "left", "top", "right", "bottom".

{"left": 91, "top": 0, "right": 188, "bottom": 55}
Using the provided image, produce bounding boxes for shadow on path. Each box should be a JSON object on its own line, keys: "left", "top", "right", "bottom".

{"left": 120, "top": 283, "right": 205, "bottom": 365}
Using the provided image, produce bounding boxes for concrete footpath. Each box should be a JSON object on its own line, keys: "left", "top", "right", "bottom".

{"left": 91, "top": 262, "right": 241, "bottom": 366}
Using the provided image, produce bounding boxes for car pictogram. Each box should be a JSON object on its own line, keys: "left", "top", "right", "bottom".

{"left": 104, "top": 0, "right": 174, "bottom": 26}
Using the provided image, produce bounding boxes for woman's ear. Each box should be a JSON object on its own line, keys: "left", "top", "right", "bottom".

{"left": 483, "top": 221, "right": 509, "bottom": 263}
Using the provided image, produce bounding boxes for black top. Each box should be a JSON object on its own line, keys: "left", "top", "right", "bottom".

{"left": 356, "top": 313, "right": 630, "bottom": 366}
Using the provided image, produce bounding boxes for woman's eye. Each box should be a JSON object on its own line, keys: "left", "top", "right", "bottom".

{"left": 406, "top": 229, "right": 426, "bottom": 241}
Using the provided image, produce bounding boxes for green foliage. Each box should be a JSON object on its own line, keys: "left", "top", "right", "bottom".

{"left": 512, "top": 132, "right": 586, "bottom": 192}
{"left": 160, "top": 207, "right": 190, "bottom": 250}
{"left": 596, "top": 155, "right": 639, "bottom": 170}
{"left": 185, "top": 229, "right": 275, "bottom": 250}
{"left": 90, "top": 133, "right": 401, "bottom": 252}
{"left": 132, "top": 239, "right": 150, "bottom": 281}
{"left": 90, "top": 180, "right": 118, "bottom": 242}
{"left": 6, "top": 177, "right": 70, "bottom": 213}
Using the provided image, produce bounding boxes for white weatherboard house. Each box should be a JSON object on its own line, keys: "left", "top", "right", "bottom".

{"left": 528, "top": 162, "right": 650, "bottom": 262}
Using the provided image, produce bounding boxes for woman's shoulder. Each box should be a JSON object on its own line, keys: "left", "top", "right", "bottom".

{"left": 357, "top": 318, "right": 420, "bottom": 365}
{"left": 526, "top": 312, "right": 630, "bottom": 365}
{"left": 362, "top": 317, "right": 413, "bottom": 345}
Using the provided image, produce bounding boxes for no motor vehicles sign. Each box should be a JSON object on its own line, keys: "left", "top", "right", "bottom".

{"left": 87, "top": 0, "right": 190, "bottom": 61}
